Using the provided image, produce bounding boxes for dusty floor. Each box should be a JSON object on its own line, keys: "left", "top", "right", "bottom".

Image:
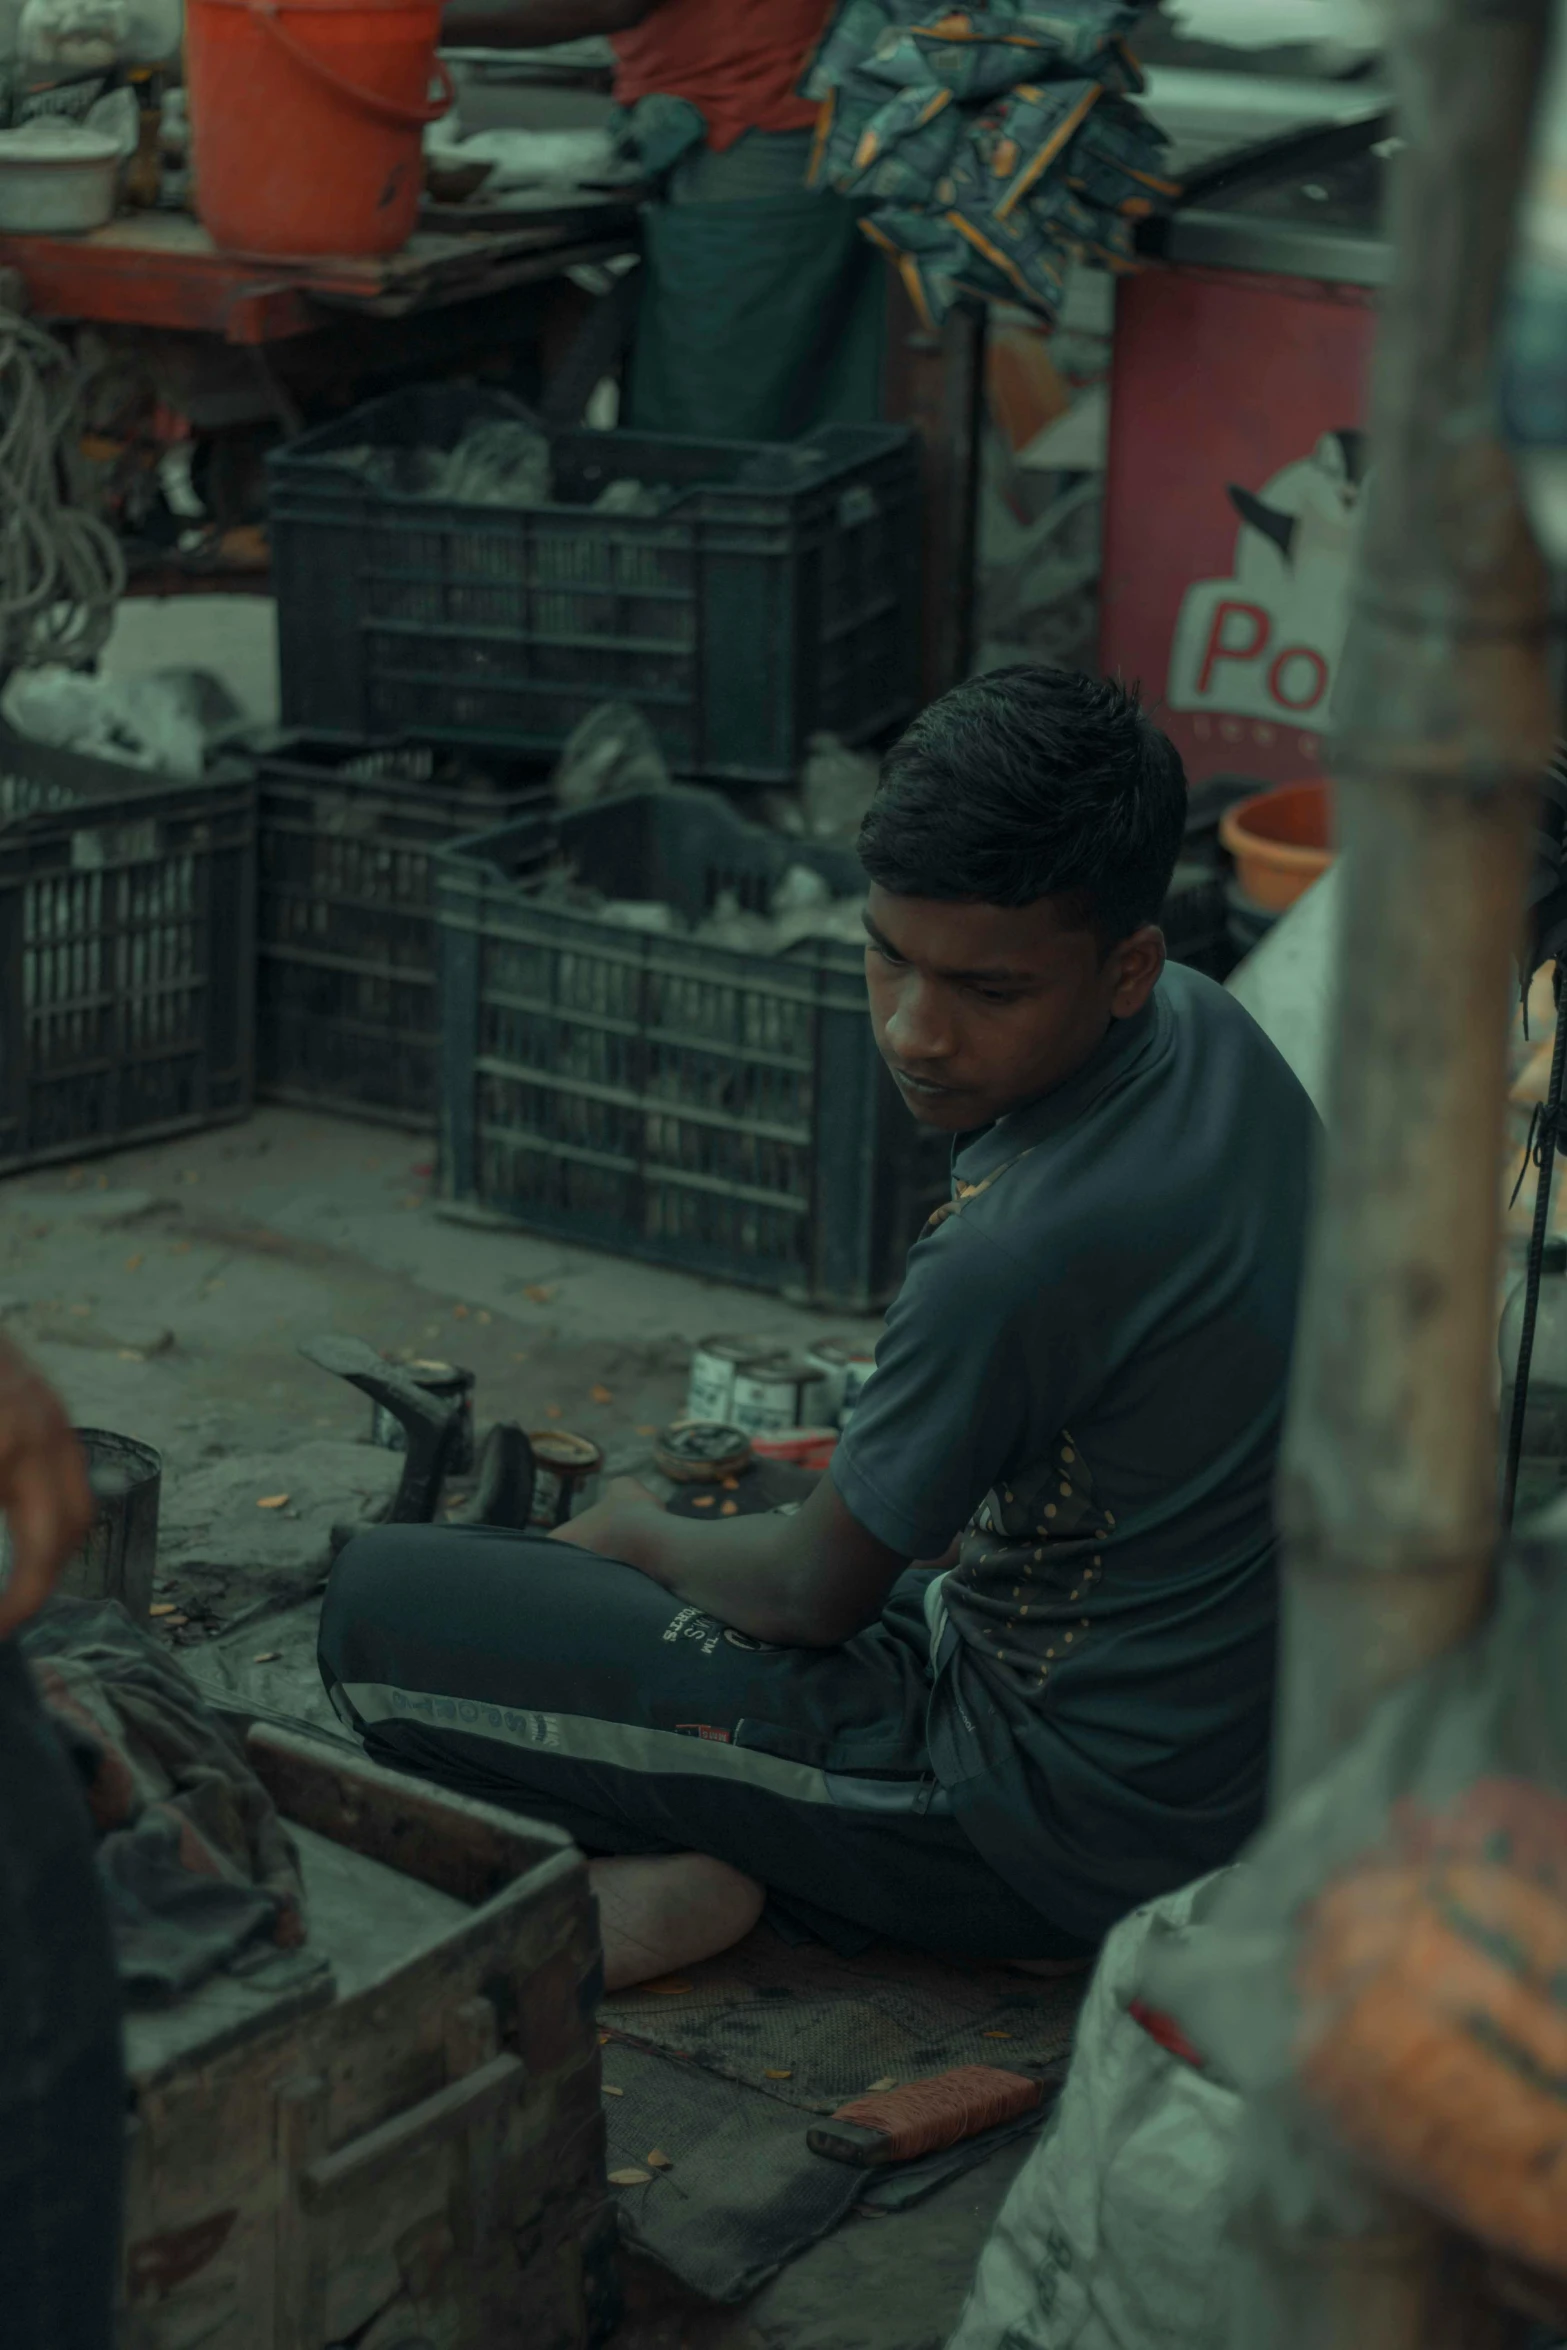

{"left": 1, "top": 1104, "right": 1026, "bottom": 2350}
{"left": 2, "top": 1104, "right": 879, "bottom": 1497}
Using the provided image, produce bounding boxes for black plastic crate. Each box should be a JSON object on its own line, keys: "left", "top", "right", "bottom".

{"left": 269, "top": 388, "right": 921, "bottom": 786}
{"left": 437, "top": 787, "right": 949, "bottom": 1311}
{"left": 253, "top": 732, "right": 551, "bottom": 1129}
{"left": 0, "top": 727, "right": 254, "bottom": 1177}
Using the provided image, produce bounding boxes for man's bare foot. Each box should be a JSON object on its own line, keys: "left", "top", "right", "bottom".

{"left": 589, "top": 1852, "right": 765, "bottom": 1991}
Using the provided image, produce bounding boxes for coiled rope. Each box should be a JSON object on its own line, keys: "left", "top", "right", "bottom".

{"left": 0, "top": 304, "right": 124, "bottom": 676}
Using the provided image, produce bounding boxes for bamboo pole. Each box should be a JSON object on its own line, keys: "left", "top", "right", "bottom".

{"left": 1231, "top": 0, "right": 1557, "bottom": 2339}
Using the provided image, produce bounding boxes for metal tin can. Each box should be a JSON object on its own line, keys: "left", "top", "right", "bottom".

{"left": 804, "top": 1338, "right": 857, "bottom": 1425}
{"left": 529, "top": 1429, "right": 604, "bottom": 1530}
{"left": 684, "top": 1335, "right": 773, "bottom": 1425}
{"left": 59, "top": 1428, "right": 162, "bottom": 1622}
{"left": 837, "top": 1353, "right": 878, "bottom": 1427}
{"left": 731, "top": 1357, "right": 827, "bottom": 1435}
{"left": 654, "top": 1421, "right": 754, "bottom": 1484}
{"left": 370, "top": 1358, "right": 475, "bottom": 1475}
{"left": 751, "top": 1426, "right": 839, "bottom": 1472}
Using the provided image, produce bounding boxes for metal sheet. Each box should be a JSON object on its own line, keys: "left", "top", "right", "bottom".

{"left": 1099, "top": 263, "right": 1376, "bottom": 791}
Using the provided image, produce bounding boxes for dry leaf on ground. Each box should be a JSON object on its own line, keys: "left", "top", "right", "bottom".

{"left": 646, "top": 2151, "right": 673, "bottom": 2171}
{"left": 867, "top": 2076, "right": 898, "bottom": 2092}
{"left": 523, "top": 1284, "right": 556, "bottom": 1305}
{"left": 602, "top": 2085, "right": 625, "bottom": 2098}
{"left": 609, "top": 2168, "right": 651, "bottom": 2187}
{"left": 252, "top": 1653, "right": 281, "bottom": 1664}
{"left": 256, "top": 1494, "right": 290, "bottom": 1510}
{"left": 591, "top": 1385, "right": 613, "bottom": 1404}
{"left": 764, "top": 2069, "right": 792, "bottom": 2080}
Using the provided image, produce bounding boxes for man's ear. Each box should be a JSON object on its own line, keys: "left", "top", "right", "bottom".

{"left": 1109, "top": 923, "right": 1165, "bottom": 1018}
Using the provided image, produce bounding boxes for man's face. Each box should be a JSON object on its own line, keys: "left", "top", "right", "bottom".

{"left": 863, "top": 885, "right": 1165, "bottom": 1133}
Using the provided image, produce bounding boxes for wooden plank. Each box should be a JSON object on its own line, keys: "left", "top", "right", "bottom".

{"left": 0, "top": 207, "right": 637, "bottom": 344}
{"left": 0, "top": 228, "right": 318, "bottom": 339}
{"left": 301, "top": 234, "right": 637, "bottom": 323}
{"left": 299, "top": 2053, "right": 525, "bottom": 2212}
{"left": 273, "top": 2074, "right": 329, "bottom": 2350}
{"left": 120, "top": 1720, "right": 605, "bottom": 2349}
{"left": 245, "top": 1721, "right": 578, "bottom": 1902}
{"left": 122, "top": 1950, "right": 335, "bottom": 2094}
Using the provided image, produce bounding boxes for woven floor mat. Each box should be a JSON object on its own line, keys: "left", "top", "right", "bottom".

{"left": 600, "top": 1923, "right": 1086, "bottom": 2113}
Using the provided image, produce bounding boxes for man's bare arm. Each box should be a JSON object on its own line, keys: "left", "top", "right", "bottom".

{"left": 441, "top": 0, "right": 651, "bottom": 48}
{"left": 553, "top": 1472, "right": 908, "bottom": 1648}
{"left": 0, "top": 1337, "right": 92, "bottom": 1638}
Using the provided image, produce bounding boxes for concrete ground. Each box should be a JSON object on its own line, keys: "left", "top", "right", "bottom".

{"left": 0, "top": 1104, "right": 1025, "bottom": 2350}
{"left": 1, "top": 1105, "right": 882, "bottom": 1585}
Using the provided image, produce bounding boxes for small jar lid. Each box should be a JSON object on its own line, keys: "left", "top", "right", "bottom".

{"left": 654, "top": 1420, "right": 753, "bottom": 1484}
{"left": 529, "top": 1429, "right": 603, "bottom": 1473}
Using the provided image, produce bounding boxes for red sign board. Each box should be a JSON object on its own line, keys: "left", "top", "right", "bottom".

{"left": 1099, "top": 264, "right": 1376, "bottom": 790}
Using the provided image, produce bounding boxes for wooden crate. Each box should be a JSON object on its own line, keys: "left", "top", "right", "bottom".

{"left": 119, "top": 1724, "right": 616, "bottom": 2350}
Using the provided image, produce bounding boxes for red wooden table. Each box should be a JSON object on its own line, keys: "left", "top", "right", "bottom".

{"left": 0, "top": 196, "right": 639, "bottom": 346}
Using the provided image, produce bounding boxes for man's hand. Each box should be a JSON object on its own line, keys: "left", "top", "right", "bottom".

{"left": 551, "top": 1474, "right": 668, "bottom": 1572}
{"left": 0, "top": 1338, "right": 92, "bottom": 1639}
{"left": 553, "top": 1470, "right": 906, "bottom": 1648}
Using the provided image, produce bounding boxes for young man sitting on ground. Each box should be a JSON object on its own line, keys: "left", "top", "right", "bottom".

{"left": 319, "top": 667, "right": 1317, "bottom": 1988}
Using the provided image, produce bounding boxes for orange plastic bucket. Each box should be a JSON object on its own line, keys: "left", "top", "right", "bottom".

{"left": 1219, "top": 779, "right": 1335, "bottom": 914}
{"left": 186, "top": 0, "right": 453, "bottom": 258}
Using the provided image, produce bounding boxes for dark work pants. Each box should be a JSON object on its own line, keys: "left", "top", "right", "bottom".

{"left": 625, "top": 129, "right": 887, "bottom": 442}
{"left": 0, "top": 1640, "right": 123, "bottom": 2350}
{"left": 319, "top": 1527, "right": 1089, "bottom": 1962}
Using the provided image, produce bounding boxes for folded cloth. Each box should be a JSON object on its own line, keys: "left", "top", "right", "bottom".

{"left": 608, "top": 92, "right": 707, "bottom": 183}
{"left": 801, "top": 1, "right": 1179, "bottom": 325}
{"left": 22, "top": 1597, "right": 306, "bottom": 2002}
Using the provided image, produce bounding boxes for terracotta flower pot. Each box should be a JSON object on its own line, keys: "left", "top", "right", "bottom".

{"left": 1218, "top": 779, "right": 1335, "bottom": 914}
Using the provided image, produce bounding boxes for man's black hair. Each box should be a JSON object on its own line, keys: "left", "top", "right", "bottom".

{"left": 857, "top": 666, "right": 1188, "bottom": 943}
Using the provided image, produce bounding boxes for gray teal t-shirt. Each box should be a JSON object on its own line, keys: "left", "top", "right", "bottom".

{"left": 832, "top": 962, "right": 1317, "bottom": 1940}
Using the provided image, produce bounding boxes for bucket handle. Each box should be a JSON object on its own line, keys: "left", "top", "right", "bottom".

{"left": 242, "top": 0, "right": 455, "bottom": 130}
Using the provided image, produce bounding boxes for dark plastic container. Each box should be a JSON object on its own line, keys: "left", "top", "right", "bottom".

{"left": 268, "top": 388, "right": 921, "bottom": 785}
{"left": 60, "top": 1429, "right": 162, "bottom": 1622}
{"left": 0, "top": 727, "right": 254, "bottom": 1176}
{"left": 436, "top": 786, "right": 950, "bottom": 1311}
{"left": 253, "top": 732, "right": 551, "bottom": 1129}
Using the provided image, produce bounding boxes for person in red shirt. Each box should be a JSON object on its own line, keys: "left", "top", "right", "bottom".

{"left": 440, "top": 0, "right": 884, "bottom": 439}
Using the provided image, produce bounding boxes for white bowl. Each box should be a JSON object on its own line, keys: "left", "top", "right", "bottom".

{"left": 0, "top": 122, "right": 121, "bottom": 234}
